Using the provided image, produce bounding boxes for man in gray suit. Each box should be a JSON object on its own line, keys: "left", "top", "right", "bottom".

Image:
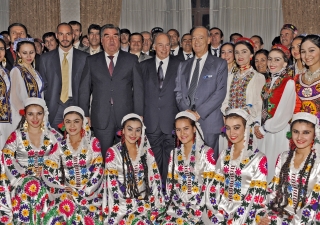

{"left": 79, "top": 24, "right": 103, "bottom": 55}
{"left": 39, "top": 23, "right": 89, "bottom": 131}
{"left": 175, "top": 26, "right": 228, "bottom": 159}
{"left": 129, "top": 32, "right": 152, "bottom": 62}
{"left": 79, "top": 24, "right": 144, "bottom": 158}
{"left": 140, "top": 33, "right": 181, "bottom": 185}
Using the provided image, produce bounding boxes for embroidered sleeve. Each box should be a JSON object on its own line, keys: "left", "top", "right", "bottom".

{"left": 0, "top": 152, "right": 13, "bottom": 224}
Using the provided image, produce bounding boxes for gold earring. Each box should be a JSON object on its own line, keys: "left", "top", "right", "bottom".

{"left": 41, "top": 122, "right": 45, "bottom": 131}
{"left": 18, "top": 58, "right": 23, "bottom": 64}
{"left": 23, "top": 120, "right": 28, "bottom": 132}
{"left": 2, "top": 58, "right": 6, "bottom": 68}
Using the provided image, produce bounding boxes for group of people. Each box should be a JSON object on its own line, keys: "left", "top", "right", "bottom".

{"left": 0, "top": 19, "right": 319, "bottom": 224}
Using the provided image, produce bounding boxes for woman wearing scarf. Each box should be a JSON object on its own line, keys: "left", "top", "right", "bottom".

{"left": 254, "top": 45, "right": 296, "bottom": 181}
{"left": 102, "top": 113, "right": 163, "bottom": 224}
{"left": 206, "top": 108, "right": 268, "bottom": 224}
{"left": 42, "top": 106, "right": 104, "bottom": 224}
{"left": 2, "top": 97, "right": 62, "bottom": 224}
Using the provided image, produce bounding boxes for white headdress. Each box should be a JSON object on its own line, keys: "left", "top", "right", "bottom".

{"left": 24, "top": 97, "right": 50, "bottom": 132}
{"left": 292, "top": 112, "right": 320, "bottom": 137}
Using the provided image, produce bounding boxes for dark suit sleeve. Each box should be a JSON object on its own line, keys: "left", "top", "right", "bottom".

{"left": 132, "top": 60, "right": 144, "bottom": 116}
{"left": 197, "top": 60, "right": 228, "bottom": 119}
{"left": 38, "top": 55, "right": 48, "bottom": 95}
{"left": 175, "top": 62, "right": 189, "bottom": 111}
{"left": 79, "top": 57, "right": 91, "bottom": 117}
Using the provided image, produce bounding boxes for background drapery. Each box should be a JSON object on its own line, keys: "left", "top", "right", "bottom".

{"left": 209, "top": 0, "right": 283, "bottom": 50}
{"left": 0, "top": 0, "right": 9, "bottom": 33}
{"left": 60, "top": 0, "right": 80, "bottom": 24}
{"left": 120, "top": 0, "right": 192, "bottom": 35}
{"left": 80, "top": 0, "right": 122, "bottom": 35}
{"left": 9, "top": 0, "right": 60, "bottom": 39}
{"left": 282, "top": 0, "right": 320, "bottom": 34}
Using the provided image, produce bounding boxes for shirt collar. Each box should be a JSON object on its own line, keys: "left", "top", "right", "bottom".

{"left": 156, "top": 55, "right": 169, "bottom": 65}
{"left": 105, "top": 51, "right": 119, "bottom": 58}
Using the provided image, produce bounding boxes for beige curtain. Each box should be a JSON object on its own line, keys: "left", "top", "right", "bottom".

{"left": 9, "top": 0, "right": 60, "bottom": 39}
{"left": 80, "top": 0, "right": 122, "bottom": 35}
{"left": 282, "top": 0, "right": 320, "bottom": 34}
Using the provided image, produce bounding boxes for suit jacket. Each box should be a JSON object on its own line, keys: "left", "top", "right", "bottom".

{"left": 175, "top": 53, "right": 228, "bottom": 134}
{"left": 39, "top": 48, "right": 89, "bottom": 124}
{"left": 138, "top": 52, "right": 152, "bottom": 63}
{"left": 141, "top": 56, "right": 181, "bottom": 134}
{"left": 5, "top": 48, "right": 40, "bottom": 71}
{"left": 79, "top": 50, "right": 144, "bottom": 129}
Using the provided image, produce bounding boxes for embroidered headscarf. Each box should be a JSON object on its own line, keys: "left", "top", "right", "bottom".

{"left": 24, "top": 97, "right": 50, "bottom": 132}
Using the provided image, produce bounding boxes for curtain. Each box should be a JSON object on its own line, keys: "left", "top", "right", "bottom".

{"left": 0, "top": 0, "right": 9, "bottom": 32}
{"left": 120, "top": 0, "right": 192, "bottom": 35}
{"left": 9, "top": 0, "right": 60, "bottom": 39}
{"left": 80, "top": 0, "right": 122, "bottom": 35}
{"left": 210, "top": 0, "right": 283, "bottom": 50}
{"left": 60, "top": 0, "right": 80, "bottom": 24}
{"left": 282, "top": 0, "right": 320, "bottom": 34}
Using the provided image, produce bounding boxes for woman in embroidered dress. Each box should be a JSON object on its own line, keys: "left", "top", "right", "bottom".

{"left": 0, "top": 152, "right": 12, "bottom": 225}
{"left": 258, "top": 112, "right": 320, "bottom": 224}
{"left": 155, "top": 111, "right": 216, "bottom": 224}
{"left": 102, "top": 113, "right": 163, "bottom": 225}
{"left": 0, "top": 37, "right": 13, "bottom": 150}
{"left": 254, "top": 49, "right": 269, "bottom": 80}
{"left": 221, "top": 37, "right": 265, "bottom": 126}
{"left": 295, "top": 35, "right": 320, "bottom": 120}
{"left": 2, "top": 97, "right": 62, "bottom": 224}
{"left": 41, "top": 106, "right": 104, "bottom": 224}
{"left": 10, "top": 38, "right": 44, "bottom": 130}
{"left": 291, "top": 36, "right": 307, "bottom": 76}
{"left": 206, "top": 108, "right": 268, "bottom": 224}
{"left": 254, "top": 45, "right": 296, "bottom": 181}
{"left": 220, "top": 42, "right": 237, "bottom": 75}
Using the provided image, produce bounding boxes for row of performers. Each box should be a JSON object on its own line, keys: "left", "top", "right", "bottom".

{"left": 0, "top": 97, "right": 319, "bottom": 224}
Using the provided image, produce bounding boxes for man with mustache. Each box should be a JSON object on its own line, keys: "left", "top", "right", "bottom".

{"left": 39, "top": 23, "right": 89, "bottom": 131}
{"left": 176, "top": 33, "right": 194, "bottom": 61}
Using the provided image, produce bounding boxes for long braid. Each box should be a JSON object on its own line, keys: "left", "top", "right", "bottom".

{"left": 140, "top": 154, "right": 150, "bottom": 200}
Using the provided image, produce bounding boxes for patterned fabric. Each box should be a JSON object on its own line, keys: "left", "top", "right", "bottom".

{"left": 15, "top": 64, "right": 43, "bottom": 98}
{"left": 41, "top": 136, "right": 104, "bottom": 225}
{"left": 295, "top": 73, "right": 320, "bottom": 120}
{"left": 262, "top": 149, "right": 320, "bottom": 224}
{"left": 2, "top": 128, "right": 62, "bottom": 224}
{"left": 158, "top": 144, "right": 216, "bottom": 224}
{"left": 102, "top": 136, "right": 164, "bottom": 224}
{"left": 261, "top": 71, "right": 292, "bottom": 125}
{"left": 0, "top": 68, "right": 11, "bottom": 123}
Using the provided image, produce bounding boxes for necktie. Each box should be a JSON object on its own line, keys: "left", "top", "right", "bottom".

{"left": 188, "top": 58, "right": 202, "bottom": 107}
{"left": 186, "top": 54, "right": 191, "bottom": 59}
{"left": 158, "top": 61, "right": 164, "bottom": 89}
{"left": 212, "top": 48, "right": 218, "bottom": 56}
{"left": 108, "top": 56, "right": 114, "bottom": 76}
{"left": 60, "top": 52, "right": 69, "bottom": 103}
{"left": 170, "top": 50, "right": 175, "bottom": 55}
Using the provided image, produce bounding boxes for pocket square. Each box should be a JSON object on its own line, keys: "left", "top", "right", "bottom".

{"left": 203, "top": 75, "right": 213, "bottom": 79}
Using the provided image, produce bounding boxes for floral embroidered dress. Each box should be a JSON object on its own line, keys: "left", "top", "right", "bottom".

{"left": 206, "top": 109, "right": 268, "bottom": 224}
{"left": 156, "top": 111, "right": 216, "bottom": 225}
{"left": 262, "top": 147, "right": 320, "bottom": 224}
{"left": 0, "top": 67, "right": 13, "bottom": 150}
{"left": 295, "top": 72, "right": 320, "bottom": 121}
{"left": 2, "top": 127, "right": 62, "bottom": 224}
{"left": 41, "top": 122, "right": 104, "bottom": 224}
{"left": 103, "top": 135, "right": 164, "bottom": 225}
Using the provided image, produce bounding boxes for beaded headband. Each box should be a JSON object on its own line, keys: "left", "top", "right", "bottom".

{"left": 13, "top": 38, "right": 34, "bottom": 52}
{"left": 235, "top": 37, "right": 255, "bottom": 48}
{"left": 271, "top": 44, "right": 291, "bottom": 59}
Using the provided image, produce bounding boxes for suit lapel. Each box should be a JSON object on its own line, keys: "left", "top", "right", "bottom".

{"left": 184, "top": 59, "right": 194, "bottom": 86}
{"left": 150, "top": 58, "right": 158, "bottom": 87}
{"left": 71, "top": 49, "right": 80, "bottom": 95}
{"left": 161, "top": 57, "right": 175, "bottom": 90}
{"left": 52, "top": 49, "right": 62, "bottom": 83}
{"left": 197, "top": 54, "right": 214, "bottom": 88}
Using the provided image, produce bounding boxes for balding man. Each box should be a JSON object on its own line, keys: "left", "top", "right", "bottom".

{"left": 140, "top": 33, "right": 181, "bottom": 186}
{"left": 175, "top": 26, "right": 228, "bottom": 160}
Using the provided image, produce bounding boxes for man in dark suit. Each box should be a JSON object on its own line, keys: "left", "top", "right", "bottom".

{"left": 176, "top": 33, "right": 194, "bottom": 61}
{"left": 141, "top": 31, "right": 154, "bottom": 56}
{"left": 39, "top": 23, "right": 89, "bottom": 131}
{"left": 140, "top": 33, "right": 181, "bottom": 185}
{"left": 79, "top": 24, "right": 144, "bottom": 158}
{"left": 79, "top": 24, "right": 102, "bottom": 55}
{"left": 208, "top": 27, "right": 224, "bottom": 57}
{"left": 129, "top": 32, "right": 152, "bottom": 62}
{"left": 167, "top": 29, "right": 183, "bottom": 56}
{"left": 175, "top": 26, "right": 228, "bottom": 160}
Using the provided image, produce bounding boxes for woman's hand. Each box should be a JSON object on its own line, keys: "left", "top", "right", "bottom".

{"left": 258, "top": 216, "right": 270, "bottom": 225}
{"left": 35, "top": 166, "right": 42, "bottom": 177}
{"left": 254, "top": 126, "right": 264, "bottom": 139}
{"left": 65, "top": 187, "right": 74, "bottom": 200}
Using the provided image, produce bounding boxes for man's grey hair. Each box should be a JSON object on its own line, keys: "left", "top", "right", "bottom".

{"left": 153, "top": 32, "right": 171, "bottom": 46}
{"left": 100, "top": 24, "right": 120, "bottom": 38}
{"left": 191, "top": 26, "right": 210, "bottom": 37}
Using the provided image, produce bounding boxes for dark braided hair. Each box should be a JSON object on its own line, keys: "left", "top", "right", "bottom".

{"left": 270, "top": 119, "right": 316, "bottom": 216}
{"left": 120, "top": 118, "right": 150, "bottom": 200}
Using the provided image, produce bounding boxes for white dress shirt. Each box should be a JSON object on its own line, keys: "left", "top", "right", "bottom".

{"left": 156, "top": 56, "right": 169, "bottom": 78}
{"left": 105, "top": 51, "right": 119, "bottom": 68}
{"left": 211, "top": 44, "right": 221, "bottom": 57}
{"left": 188, "top": 52, "right": 208, "bottom": 87}
{"left": 171, "top": 46, "right": 180, "bottom": 56}
{"left": 183, "top": 51, "right": 193, "bottom": 60}
{"left": 90, "top": 46, "right": 101, "bottom": 55}
{"left": 58, "top": 47, "right": 74, "bottom": 97}
{"left": 73, "top": 41, "right": 80, "bottom": 49}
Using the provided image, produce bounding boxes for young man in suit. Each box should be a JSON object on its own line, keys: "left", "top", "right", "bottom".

{"left": 79, "top": 24, "right": 102, "bottom": 55}
{"left": 208, "top": 27, "right": 224, "bottom": 57}
{"left": 39, "top": 23, "right": 89, "bottom": 131}
{"left": 176, "top": 33, "right": 194, "bottom": 61}
{"left": 175, "top": 26, "right": 228, "bottom": 160}
{"left": 167, "top": 29, "right": 182, "bottom": 56}
{"left": 79, "top": 24, "right": 143, "bottom": 159}
{"left": 140, "top": 33, "right": 181, "bottom": 186}
{"left": 129, "top": 32, "right": 152, "bottom": 62}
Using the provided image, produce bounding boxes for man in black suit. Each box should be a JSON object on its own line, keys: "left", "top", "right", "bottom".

{"left": 176, "top": 33, "right": 194, "bottom": 61}
{"left": 79, "top": 24, "right": 144, "bottom": 158}
{"left": 208, "top": 27, "right": 224, "bottom": 57}
{"left": 167, "top": 29, "right": 182, "bottom": 56}
{"left": 140, "top": 33, "right": 181, "bottom": 185}
{"left": 39, "top": 23, "right": 89, "bottom": 131}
